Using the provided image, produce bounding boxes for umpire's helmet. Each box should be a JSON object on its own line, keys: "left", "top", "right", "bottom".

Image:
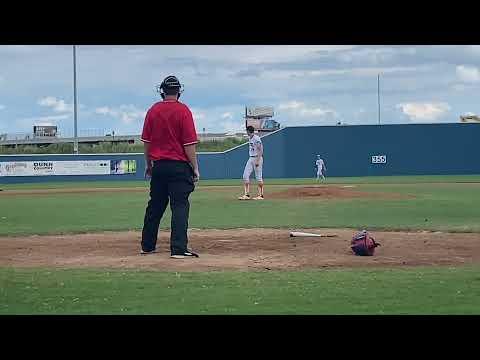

{"left": 156, "top": 75, "right": 184, "bottom": 99}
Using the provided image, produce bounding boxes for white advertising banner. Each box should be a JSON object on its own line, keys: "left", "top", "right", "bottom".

{"left": 0, "top": 161, "right": 37, "bottom": 176}
{"left": 54, "top": 160, "right": 110, "bottom": 176}
{"left": 0, "top": 160, "right": 136, "bottom": 177}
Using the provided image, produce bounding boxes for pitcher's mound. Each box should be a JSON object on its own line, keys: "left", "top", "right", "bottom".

{"left": 269, "top": 186, "right": 409, "bottom": 200}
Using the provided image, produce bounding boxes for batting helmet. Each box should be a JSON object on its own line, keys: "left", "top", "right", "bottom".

{"left": 156, "top": 75, "right": 184, "bottom": 99}
{"left": 351, "top": 230, "right": 380, "bottom": 256}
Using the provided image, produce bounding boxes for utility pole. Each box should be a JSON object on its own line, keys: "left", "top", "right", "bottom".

{"left": 377, "top": 74, "right": 381, "bottom": 125}
{"left": 73, "top": 45, "right": 79, "bottom": 154}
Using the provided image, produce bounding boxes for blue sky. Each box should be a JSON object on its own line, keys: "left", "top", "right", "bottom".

{"left": 0, "top": 45, "right": 479, "bottom": 136}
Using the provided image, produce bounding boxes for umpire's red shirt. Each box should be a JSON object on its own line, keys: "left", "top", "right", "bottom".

{"left": 141, "top": 100, "right": 199, "bottom": 162}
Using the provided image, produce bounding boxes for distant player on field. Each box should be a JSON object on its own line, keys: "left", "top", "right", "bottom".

{"left": 239, "top": 126, "right": 264, "bottom": 200}
{"left": 315, "top": 155, "right": 326, "bottom": 181}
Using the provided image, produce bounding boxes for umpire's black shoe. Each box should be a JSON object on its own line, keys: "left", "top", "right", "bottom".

{"left": 171, "top": 250, "right": 199, "bottom": 259}
{"left": 140, "top": 249, "right": 157, "bottom": 255}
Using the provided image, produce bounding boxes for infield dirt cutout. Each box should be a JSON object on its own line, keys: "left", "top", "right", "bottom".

{"left": 1, "top": 229, "right": 479, "bottom": 271}
{"left": 0, "top": 185, "right": 410, "bottom": 200}
{"left": 268, "top": 185, "right": 411, "bottom": 200}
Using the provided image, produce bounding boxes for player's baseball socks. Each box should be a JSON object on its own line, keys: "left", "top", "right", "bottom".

{"left": 238, "top": 194, "right": 251, "bottom": 200}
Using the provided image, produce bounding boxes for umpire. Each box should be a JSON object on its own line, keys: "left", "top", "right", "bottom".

{"left": 140, "top": 75, "right": 200, "bottom": 259}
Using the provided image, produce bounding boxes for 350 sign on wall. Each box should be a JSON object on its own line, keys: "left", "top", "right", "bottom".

{"left": 371, "top": 155, "right": 387, "bottom": 164}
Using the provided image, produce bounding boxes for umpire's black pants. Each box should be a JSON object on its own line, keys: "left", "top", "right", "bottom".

{"left": 141, "top": 160, "right": 195, "bottom": 255}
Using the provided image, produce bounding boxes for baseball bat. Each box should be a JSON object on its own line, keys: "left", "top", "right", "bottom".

{"left": 289, "top": 231, "right": 338, "bottom": 238}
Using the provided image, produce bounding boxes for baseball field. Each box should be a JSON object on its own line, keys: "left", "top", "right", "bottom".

{"left": 1, "top": 175, "right": 480, "bottom": 314}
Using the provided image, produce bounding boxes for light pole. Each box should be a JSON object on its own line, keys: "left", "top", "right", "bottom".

{"left": 73, "top": 45, "right": 79, "bottom": 154}
{"left": 377, "top": 74, "right": 381, "bottom": 125}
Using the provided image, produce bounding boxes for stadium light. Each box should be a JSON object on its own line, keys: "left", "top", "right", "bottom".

{"left": 377, "top": 74, "right": 381, "bottom": 125}
{"left": 73, "top": 45, "right": 79, "bottom": 155}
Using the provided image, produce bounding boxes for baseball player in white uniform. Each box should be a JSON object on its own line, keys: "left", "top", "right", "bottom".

{"left": 239, "top": 125, "right": 264, "bottom": 200}
{"left": 315, "top": 155, "right": 326, "bottom": 181}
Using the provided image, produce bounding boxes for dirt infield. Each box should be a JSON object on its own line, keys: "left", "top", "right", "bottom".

{"left": 268, "top": 186, "right": 411, "bottom": 200}
{"left": 1, "top": 228, "right": 479, "bottom": 271}
{"left": 0, "top": 185, "right": 410, "bottom": 201}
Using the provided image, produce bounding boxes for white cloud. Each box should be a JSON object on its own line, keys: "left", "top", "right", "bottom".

{"left": 191, "top": 108, "right": 206, "bottom": 121}
{"left": 221, "top": 112, "right": 233, "bottom": 119}
{"left": 95, "top": 106, "right": 110, "bottom": 115}
{"left": 278, "top": 101, "right": 303, "bottom": 110}
{"left": 351, "top": 66, "right": 424, "bottom": 76}
{"left": 179, "top": 105, "right": 246, "bottom": 133}
{"left": 268, "top": 66, "right": 423, "bottom": 79}
{"left": 95, "top": 105, "right": 146, "bottom": 124}
{"left": 337, "top": 47, "right": 397, "bottom": 64}
{"left": 3, "top": 45, "right": 480, "bottom": 134}
{"left": 278, "top": 101, "right": 338, "bottom": 118}
{"left": 182, "top": 45, "right": 356, "bottom": 64}
{"left": 0, "top": 104, "right": 5, "bottom": 110}
{"left": 0, "top": 45, "right": 49, "bottom": 54}
{"left": 13, "top": 114, "right": 71, "bottom": 132}
{"left": 352, "top": 108, "right": 367, "bottom": 121}
{"left": 456, "top": 65, "right": 480, "bottom": 83}
{"left": 35, "top": 121, "right": 54, "bottom": 126}
{"left": 19, "top": 114, "right": 71, "bottom": 122}
{"left": 218, "top": 120, "right": 244, "bottom": 134}
{"left": 301, "top": 107, "right": 337, "bottom": 117}
{"left": 38, "top": 96, "right": 73, "bottom": 113}
{"left": 451, "top": 83, "right": 467, "bottom": 92}
{"left": 396, "top": 102, "right": 451, "bottom": 121}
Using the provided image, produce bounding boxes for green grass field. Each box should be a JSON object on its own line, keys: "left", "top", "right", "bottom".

{"left": 1, "top": 176, "right": 480, "bottom": 236}
{"left": 2, "top": 266, "right": 479, "bottom": 314}
{"left": 3, "top": 174, "right": 480, "bottom": 190}
{"left": 1, "top": 175, "right": 479, "bottom": 314}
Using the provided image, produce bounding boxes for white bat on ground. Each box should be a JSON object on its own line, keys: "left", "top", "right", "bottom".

{"left": 289, "top": 231, "right": 338, "bottom": 238}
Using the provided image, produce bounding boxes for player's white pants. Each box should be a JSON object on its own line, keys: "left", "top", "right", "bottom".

{"left": 243, "top": 157, "right": 263, "bottom": 182}
{"left": 317, "top": 169, "right": 325, "bottom": 179}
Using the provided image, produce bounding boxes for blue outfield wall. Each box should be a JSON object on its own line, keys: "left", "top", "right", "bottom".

{"left": 282, "top": 123, "right": 479, "bottom": 178}
{"left": 0, "top": 123, "right": 478, "bottom": 184}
